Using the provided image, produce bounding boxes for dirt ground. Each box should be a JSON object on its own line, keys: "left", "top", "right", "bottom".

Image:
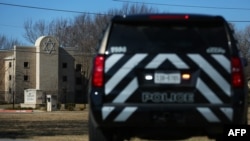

{"left": 0, "top": 107, "right": 249, "bottom": 141}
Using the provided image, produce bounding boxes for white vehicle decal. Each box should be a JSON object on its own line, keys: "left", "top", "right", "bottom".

{"left": 105, "top": 54, "right": 147, "bottom": 95}
{"left": 102, "top": 106, "right": 115, "bottom": 120}
{"left": 188, "top": 54, "right": 231, "bottom": 96}
{"left": 110, "top": 46, "right": 127, "bottom": 53}
{"left": 114, "top": 107, "right": 137, "bottom": 122}
{"left": 206, "top": 46, "right": 225, "bottom": 54}
{"left": 196, "top": 78, "right": 223, "bottom": 104}
{"left": 220, "top": 107, "right": 233, "bottom": 121}
{"left": 197, "top": 107, "right": 220, "bottom": 122}
{"left": 113, "top": 78, "right": 138, "bottom": 103}
{"left": 146, "top": 54, "right": 189, "bottom": 69}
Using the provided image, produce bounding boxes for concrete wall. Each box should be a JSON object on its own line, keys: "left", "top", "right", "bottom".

{"left": 14, "top": 46, "right": 36, "bottom": 103}
{"left": 35, "top": 36, "right": 59, "bottom": 95}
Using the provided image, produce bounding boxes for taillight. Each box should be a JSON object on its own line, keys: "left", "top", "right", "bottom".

{"left": 231, "top": 57, "right": 244, "bottom": 88}
{"left": 92, "top": 55, "right": 104, "bottom": 87}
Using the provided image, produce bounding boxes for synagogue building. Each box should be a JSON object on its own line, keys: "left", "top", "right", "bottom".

{"left": 0, "top": 36, "right": 89, "bottom": 104}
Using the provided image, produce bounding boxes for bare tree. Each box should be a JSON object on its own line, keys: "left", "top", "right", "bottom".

{"left": 49, "top": 18, "right": 74, "bottom": 47}
{"left": 23, "top": 3, "right": 159, "bottom": 45}
{"left": 22, "top": 3, "right": 160, "bottom": 88}
{"left": 235, "top": 25, "right": 250, "bottom": 59}
{"left": 0, "top": 34, "right": 21, "bottom": 49}
{"left": 23, "top": 19, "right": 46, "bottom": 44}
{"left": 121, "top": 3, "right": 159, "bottom": 14}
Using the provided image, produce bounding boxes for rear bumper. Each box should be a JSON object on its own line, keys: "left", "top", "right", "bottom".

{"left": 91, "top": 103, "right": 247, "bottom": 128}
{"left": 90, "top": 103, "right": 248, "bottom": 139}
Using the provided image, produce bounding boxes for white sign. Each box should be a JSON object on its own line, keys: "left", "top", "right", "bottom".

{"left": 154, "top": 72, "right": 181, "bottom": 84}
{"left": 25, "top": 92, "right": 36, "bottom": 104}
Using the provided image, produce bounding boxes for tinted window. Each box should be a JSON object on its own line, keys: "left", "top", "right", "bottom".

{"left": 107, "top": 22, "right": 229, "bottom": 54}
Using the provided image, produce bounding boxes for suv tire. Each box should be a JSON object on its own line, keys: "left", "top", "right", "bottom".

{"left": 89, "top": 114, "right": 124, "bottom": 141}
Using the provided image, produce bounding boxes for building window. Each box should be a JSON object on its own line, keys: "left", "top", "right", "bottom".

{"left": 76, "top": 90, "right": 83, "bottom": 96}
{"left": 9, "top": 87, "right": 11, "bottom": 94}
{"left": 24, "top": 62, "right": 29, "bottom": 68}
{"left": 76, "top": 64, "right": 82, "bottom": 72}
{"left": 9, "top": 75, "right": 11, "bottom": 80}
{"left": 63, "top": 76, "right": 67, "bottom": 82}
{"left": 24, "top": 75, "right": 29, "bottom": 81}
{"left": 9, "top": 62, "right": 12, "bottom": 68}
{"left": 62, "top": 63, "right": 67, "bottom": 68}
{"left": 76, "top": 77, "right": 82, "bottom": 85}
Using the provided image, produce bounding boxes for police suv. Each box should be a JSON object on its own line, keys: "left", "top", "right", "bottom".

{"left": 89, "top": 14, "right": 249, "bottom": 141}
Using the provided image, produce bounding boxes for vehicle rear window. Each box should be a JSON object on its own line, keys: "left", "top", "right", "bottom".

{"left": 107, "top": 21, "right": 229, "bottom": 54}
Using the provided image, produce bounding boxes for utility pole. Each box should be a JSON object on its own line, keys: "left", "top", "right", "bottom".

{"left": 12, "top": 54, "right": 15, "bottom": 109}
{"left": 12, "top": 91, "right": 14, "bottom": 109}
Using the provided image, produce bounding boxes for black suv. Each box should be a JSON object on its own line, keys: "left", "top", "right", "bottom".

{"left": 89, "top": 14, "right": 248, "bottom": 141}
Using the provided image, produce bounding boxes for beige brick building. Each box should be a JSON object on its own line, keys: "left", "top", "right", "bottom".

{"left": 0, "top": 36, "right": 88, "bottom": 104}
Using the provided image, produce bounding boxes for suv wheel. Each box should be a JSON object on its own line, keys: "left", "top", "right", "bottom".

{"left": 89, "top": 115, "right": 110, "bottom": 141}
{"left": 89, "top": 114, "right": 124, "bottom": 141}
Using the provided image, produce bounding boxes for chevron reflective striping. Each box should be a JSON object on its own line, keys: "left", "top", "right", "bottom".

{"left": 196, "top": 78, "right": 222, "bottom": 104}
{"left": 102, "top": 106, "right": 115, "bottom": 120}
{"left": 114, "top": 107, "right": 137, "bottom": 122}
{"left": 113, "top": 78, "right": 138, "bottom": 103}
{"left": 105, "top": 54, "right": 124, "bottom": 73}
{"left": 188, "top": 54, "right": 231, "bottom": 96}
{"left": 105, "top": 54, "right": 147, "bottom": 95}
{"left": 197, "top": 107, "right": 220, "bottom": 122}
{"left": 212, "top": 54, "right": 231, "bottom": 73}
{"left": 220, "top": 107, "right": 233, "bottom": 121}
{"left": 146, "top": 54, "right": 189, "bottom": 69}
